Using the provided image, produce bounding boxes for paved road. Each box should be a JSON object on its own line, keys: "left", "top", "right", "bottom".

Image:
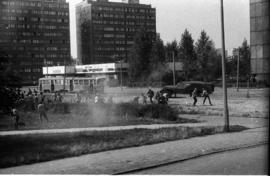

{"left": 0, "top": 127, "right": 267, "bottom": 174}
{"left": 131, "top": 145, "right": 268, "bottom": 175}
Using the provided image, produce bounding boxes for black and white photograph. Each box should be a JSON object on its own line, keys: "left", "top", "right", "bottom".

{"left": 0, "top": 0, "right": 269, "bottom": 174}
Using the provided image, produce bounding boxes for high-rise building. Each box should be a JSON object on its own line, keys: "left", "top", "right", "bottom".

{"left": 76, "top": 0, "right": 156, "bottom": 64}
{"left": 0, "top": 0, "right": 70, "bottom": 85}
{"left": 250, "top": 0, "right": 270, "bottom": 83}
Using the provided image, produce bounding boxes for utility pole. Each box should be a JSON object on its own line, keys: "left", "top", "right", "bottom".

{"left": 120, "top": 60, "right": 123, "bottom": 91}
{"left": 172, "top": 51, "right": 176, "bottom": 86}
{"left": 63, "top": 59, "right": 66, "bottom": 93}
{"left": 247, "top": 75, "right": 250, "bottom": 98}
{"left": 116, "top": 60, "right": 123, "bottom": 91}
{"left": 220, "top": 0, "right": 230, "bottom": 132}
{"left": 236, "top": 51, "right": 240, "bottom": 91}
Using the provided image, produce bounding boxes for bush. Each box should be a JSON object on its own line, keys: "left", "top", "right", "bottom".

{"left": 48, "top": 102, "right": 178, "bottom": 122}
{"left": 113, "top": 103, "right": 178, "bottom": 121}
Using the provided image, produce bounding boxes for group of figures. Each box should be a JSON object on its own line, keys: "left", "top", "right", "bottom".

{"left": 135, "top": 87, "right": 213, "bottom": 106}
{"left": 9, "top": 86, "right": 213, "bottom": 130}
{"left": 10, "top": 89, "right": 66, "bottom": 129}
{"left": 191, "top": 88, "right": 213, "bottom": 106}
{"left": 133, "top": 88, "right": 169, "bottom": 105}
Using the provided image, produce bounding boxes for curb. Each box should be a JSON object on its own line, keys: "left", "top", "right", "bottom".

{"left": 113, "top": 141, "right": 268, "bottom": 175}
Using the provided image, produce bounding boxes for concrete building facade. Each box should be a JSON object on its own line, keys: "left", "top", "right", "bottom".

{"left": 76, "top": 0, "right": 156, "bottom": 64}
{"left": 0, "top": 0, "right": 70, "bottom": 85}
{"left": 250, "top": 0, "right": 270, "bottom": 83}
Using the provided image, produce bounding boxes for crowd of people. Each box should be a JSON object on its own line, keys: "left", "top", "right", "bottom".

{"left": 142, "top": 87, "right": 212, "bottom": 106}
{"left": 8, "top": 86, "right": 213, "bottom": 130}
{"left": 9, "top": 88, "right": 65, "bottom": 129}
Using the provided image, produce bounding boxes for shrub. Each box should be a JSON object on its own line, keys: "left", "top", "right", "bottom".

{"left": 113, "top": 103, "right": 178, "bottom": 121}
{"left": 48, "top": 102, "right": 178, "bottom": 122}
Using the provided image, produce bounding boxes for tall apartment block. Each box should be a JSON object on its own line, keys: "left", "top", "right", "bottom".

{"left": 0, "top": 0, "right": 70, "bottom": 85}
{"left": 76, "top": 0, "right": 156, "bottom": 64}
{"left": 250, "top": 0, "right": 270, "bottom": 83}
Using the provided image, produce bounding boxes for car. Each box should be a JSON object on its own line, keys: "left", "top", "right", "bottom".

{"left": 160, "top": 81, "right": 215, "bottom": 98}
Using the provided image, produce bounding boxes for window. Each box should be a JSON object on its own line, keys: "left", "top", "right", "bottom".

{"left": 104, "top": 34, "right": 114, "bottom": 38}
{"left": 104, "top": 27, "right": 114, "bottom": 31}
{"left": 84, "top": 80, "right": 89, "bottom": 85}
{"left": 74, "top": 80, "right": 79, "bottom": 85}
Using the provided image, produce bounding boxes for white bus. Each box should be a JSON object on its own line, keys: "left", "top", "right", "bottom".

{"left": 38, "top": 76, "right": 106, "bottom": 94}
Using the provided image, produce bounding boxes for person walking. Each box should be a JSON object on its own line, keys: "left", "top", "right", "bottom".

{"left": 11, "top": 107, "right": 20, "bottom": 129}
{"left": 139, "top": 93, "right": 147, "bottom": 104}
{"left": 202, "top": 88, "right": 212, "bottom": 105}
{"left": 155, "top": 91, "right": 161, "bottom": 102}
{"left": 192, "top": 88, "right": 198, "bottom": 106}
{"left": 38, "top": 101, "right": 48, "bottom": 123}
{"left": 147, "top": 88, "right": 154, "bottom": 104}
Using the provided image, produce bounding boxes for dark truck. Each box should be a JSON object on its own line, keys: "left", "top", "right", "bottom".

{"left": 160, "top": 81, "right": 215, "bottom": 98}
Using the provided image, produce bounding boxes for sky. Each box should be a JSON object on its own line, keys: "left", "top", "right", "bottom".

{"left": 66, "top": 0, "right": 250, "bottom": 58}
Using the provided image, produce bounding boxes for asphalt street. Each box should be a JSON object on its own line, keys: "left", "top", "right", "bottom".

{"left": 131, "top": 145, "right": 268, "bottom": 175}
{"left": 0, "top": 127, "right": 267, "bottom": 174}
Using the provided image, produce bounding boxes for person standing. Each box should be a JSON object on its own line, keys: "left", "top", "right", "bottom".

{"left": 11, "top": 107, "right": 20, "bottom": 129}
{"left": 202, "top": 88, "right": 212, "bottom": 105}
{"left": 147, "top": 88, "right": 154, "bottom": 104}
{"left": 192, "top": 88, "right": 198, "bottom": 106}
{"left": 38, "top": 101, "right": 48, "bottom": 123}
{"left": 139, "top": 93, "right": 147, "bottom": 104}
{"left": 76, "top": 93, "right": 81, "bottom": 103}
{"left": 155, "top": 91, "right": 161, "bottom": 103}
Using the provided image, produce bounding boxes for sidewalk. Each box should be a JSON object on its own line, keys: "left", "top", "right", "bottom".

{"left": 0, "top": 126, "right": 268, "bottom": 174}
{"left": 0, "top": 115, "right": 267, "bottom": 136}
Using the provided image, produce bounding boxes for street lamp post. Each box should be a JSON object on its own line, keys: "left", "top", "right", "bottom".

{"left": 220, "top": 0, "right": 230, "bottom": 132}
{"left": 116, "top": 60, "right": 123, "bottom": 91}
{"left": 172, "top": 51, "right": 176, "bottom": 86}
{"left": 63, "top": 60, "right": 66, "bottom": 94}
{"left": 120, "top": 60, "right": 123, "bottom": 91}
{"left": 247, "top": 75, "right": 250, "bottom": 98}
{"left": 236, "top": 52, "right": 240, "bottom": 91}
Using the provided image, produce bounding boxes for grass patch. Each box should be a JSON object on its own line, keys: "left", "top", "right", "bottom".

{"left": 0, "top": 125, "right": 248, "bottom": 168}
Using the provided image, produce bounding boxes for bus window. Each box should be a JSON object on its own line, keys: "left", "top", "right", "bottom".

{"left": 74, "top": 80, "right": 79, "bottom": 85}
{"left": 55, "top": 80, "right": 61, "bottom": 85}
{"left": 84, "top": 80, "right": 89, "bottom": 85}
{"left": 97, "top": 78, "right": 106, "bottom": 85}
{"left": 79, "top": 80, "right": 83, "bottom": 85}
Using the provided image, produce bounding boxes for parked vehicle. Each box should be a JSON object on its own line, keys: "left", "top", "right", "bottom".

{"left": 160, "top": 81, "right": 215, "bottom": 98}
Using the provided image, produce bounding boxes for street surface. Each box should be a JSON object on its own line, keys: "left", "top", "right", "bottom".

{"left": 0, "top": 127, "right": 267, "bottom": 174}
{"left": 131, "top": 145, "right": 268, "bottom": 175}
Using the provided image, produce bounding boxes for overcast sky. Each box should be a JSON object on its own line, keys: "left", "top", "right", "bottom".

{"left": 67, "top": 0, "right": 250, "bottom": 58}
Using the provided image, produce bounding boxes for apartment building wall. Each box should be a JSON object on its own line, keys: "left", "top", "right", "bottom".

{"left": 76, "top": 0, "right": 156, "bottom": 64}
{"left": 250, "top": 0, "right": 270, "bottom": 83}
{"left": 0, "top": 0, "right": 70, "bottom": 85}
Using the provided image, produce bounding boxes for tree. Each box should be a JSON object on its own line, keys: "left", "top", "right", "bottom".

{"left": 0, "top": 50, "right": 22, "bottom": 112}
{"left": 149, "top": 35, "right": 165, "bottom": 64}
{"left": 195, "top": 30, "right": 219, "bottom": 81}
{"left": 128, "top": 29, "right": 153, "bottom": 82}
{"left": 165, "top": 40, "right": 178, "bottom": 62}
{"left": 179, "top": 29, "right": 197, "bottom": 80}
{"left": 238, "top": 39, "right": 250, "bottom": 77}
{"left": 148, "top": 35, "right": 167, "bottom": 82}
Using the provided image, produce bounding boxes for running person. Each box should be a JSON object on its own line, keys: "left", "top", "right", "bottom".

{"left": 192, "top": 88, "right": 198, "bottom": 106}
{"left": 202, "top": 88, "right": 212, "bottom": 105}
{"left": 38, "top": 101, "right": 49, "bottom": 123}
